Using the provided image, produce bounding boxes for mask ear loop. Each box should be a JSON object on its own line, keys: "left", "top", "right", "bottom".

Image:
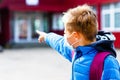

{"left": 71, "top": 39, "right": 81, "bottom": 46}
{"left": 67, "top": 32, "right": 81, "bottom": 46}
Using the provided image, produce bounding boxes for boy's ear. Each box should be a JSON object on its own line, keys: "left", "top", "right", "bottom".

{"left": 72, "top": 32, "right": 81, "bottom": 39}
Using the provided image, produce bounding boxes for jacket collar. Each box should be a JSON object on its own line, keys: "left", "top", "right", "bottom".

{"left": 75, "top": 46, "right": 94, "bottom": 56}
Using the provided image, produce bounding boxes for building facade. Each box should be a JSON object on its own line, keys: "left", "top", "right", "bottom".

{"left": 0, "top": 0, "right": 120, "bottom": 48}
{"left": 0, "top": 0, "right": 75, "bottom": 47}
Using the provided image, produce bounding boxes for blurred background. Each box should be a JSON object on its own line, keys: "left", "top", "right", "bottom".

{"left": 0, "top": 0, "right": 120, "bottom": 80}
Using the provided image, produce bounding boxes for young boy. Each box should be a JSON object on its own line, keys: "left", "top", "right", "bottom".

{"left": 37, "top": 4, "right": 120, "bottom": 80}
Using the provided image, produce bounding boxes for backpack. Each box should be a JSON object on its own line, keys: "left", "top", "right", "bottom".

{"left": 89, "top": 52, "right": 110, "bottom": 80}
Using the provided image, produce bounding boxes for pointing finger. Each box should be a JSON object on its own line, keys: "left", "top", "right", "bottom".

{"left": 36, "top": 30, "right": 42, "bottom": 35}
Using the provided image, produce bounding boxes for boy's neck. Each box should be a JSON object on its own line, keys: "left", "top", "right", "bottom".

{"left": 73, "top": 38, "right": 96, "bottom": 48}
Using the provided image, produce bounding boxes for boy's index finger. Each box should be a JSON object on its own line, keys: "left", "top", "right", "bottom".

{"left": 36, "top": 30, "right": 41, "bottom": 35}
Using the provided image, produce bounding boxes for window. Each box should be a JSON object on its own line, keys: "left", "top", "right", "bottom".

{"left": 31, "top": 16, "right": 42, "bottom": 39}
{"left": 43, "top": 14, "right": 49, "bottom": 32}
{"left": 102, "top": 4, "right": 110, "bottom": 10}
{"left": 52, "top": 14, "right": 64, "bottom": 30}
{"left": 26, "top": 0, "right": 39, "bottom": 6}
{"left": 101, "top": 3, "right": 120, "bottom": 32}
{"left": 17, "top": 17, "right": 28, "bottom": 39}
{"left": 114, "top": 3, "right": 120, "bottom": 8}
{"left": 92, "top": 6, "right": 97, "bottom": 14}
{"left": 14, "top": 12, "right": 46, "bottom": 43}
{"left": 104, "top": 14, "right": 110, "bottom": 28}
{"left": 115, "top": 13, "right": 120, "bottom": 28}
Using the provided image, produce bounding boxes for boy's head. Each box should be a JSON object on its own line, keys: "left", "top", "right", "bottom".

{"left": 62, "top": 4, "right": 98, "bottom": 42}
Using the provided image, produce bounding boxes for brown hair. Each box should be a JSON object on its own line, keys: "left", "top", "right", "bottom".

{"left": 62, "top": 4, "right": 98, "bottom": 41}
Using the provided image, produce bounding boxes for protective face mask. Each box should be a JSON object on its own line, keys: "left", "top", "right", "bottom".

{"left": 64, "top": 34, "right": 81, "bottom": 49}
{"left": 64, "top": 35, "right": 73, "bottom": 49}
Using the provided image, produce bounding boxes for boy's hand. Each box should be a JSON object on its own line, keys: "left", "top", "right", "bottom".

{"left": 36, "top": 30, "right": 47, "bottom": 43}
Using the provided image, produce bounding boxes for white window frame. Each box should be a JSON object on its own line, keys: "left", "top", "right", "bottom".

{"left": 101, "top": 3, "right": 120, "bottom": 32}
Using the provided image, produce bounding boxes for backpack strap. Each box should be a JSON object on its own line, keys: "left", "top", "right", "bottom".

{"left": 90, "top": 52, "right": 111, "bottom": 80}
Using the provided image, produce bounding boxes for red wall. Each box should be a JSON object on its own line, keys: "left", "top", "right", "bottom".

{"left": 113, "top": 32, "right": 120, "bottom": 48}
{"left": 74, "top": 0, "right": 120, "bottom": 5}
{"left": 1, "top": 0, "right": 75, "bottom": 12}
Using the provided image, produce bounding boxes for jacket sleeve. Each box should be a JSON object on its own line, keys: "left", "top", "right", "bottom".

{"left": 45, "top": 33, "right": 73, "bottom": 62}
{"left": 102, "top": 55, "right": 120, "bottom": 80}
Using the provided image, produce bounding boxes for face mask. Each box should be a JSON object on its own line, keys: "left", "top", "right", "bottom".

{"left": 64, "top": 34, "right": 81, "bottom": 49}
{"left": 64, "top": 35, "right": 73, "bottom": 49}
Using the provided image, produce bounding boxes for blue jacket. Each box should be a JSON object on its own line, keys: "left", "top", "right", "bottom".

{"left": 45, "top": 32, "right": 120, "bottom": 80}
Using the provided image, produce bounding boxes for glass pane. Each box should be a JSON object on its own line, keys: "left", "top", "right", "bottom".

{"left": 92, "top": 6, "right": 97, "bottom": 14}
{"left": 115, "top": 13, "right": 120, "bottom": 28}
{"left": 52, "top": 14, "right": 57, "bottom": 30}
{"left": 114, "top": 2, "right": 120, "bottom": 8}
{"left": 52, "top": 14, "right": 64, "bottom": 30}
{"left": 102, "top": 4, "right": 110, "bottom": 10}
{"left": 18, "top": 17, "right": 28, "bottom": 39}
{"left": 43, "top": 14, "right": 49, "bottom": 32}
{"left": 104, "top": 14, "right": 110, "bottom": 27}
{"left": 58, "top": 15, "right": 64, "bottom": 30}
{"left": 31, "top": 16, "right": 41, "bottom": 39}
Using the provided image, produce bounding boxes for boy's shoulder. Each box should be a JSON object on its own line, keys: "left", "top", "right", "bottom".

{"left": 104, "top": 55, "right": 119, "bottom": 68}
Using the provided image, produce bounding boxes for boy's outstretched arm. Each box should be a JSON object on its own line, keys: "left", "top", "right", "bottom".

{"left": 36, "top": 30, "right": 72, "bottom": 62}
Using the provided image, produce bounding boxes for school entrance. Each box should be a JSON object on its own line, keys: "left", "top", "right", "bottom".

{"left": 14, "top": 12, "right": 48, "bottom": 43}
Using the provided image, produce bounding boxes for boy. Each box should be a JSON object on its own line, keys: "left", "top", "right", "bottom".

{"left": 37, "top": 4, "right": 120, "bottom": 80}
